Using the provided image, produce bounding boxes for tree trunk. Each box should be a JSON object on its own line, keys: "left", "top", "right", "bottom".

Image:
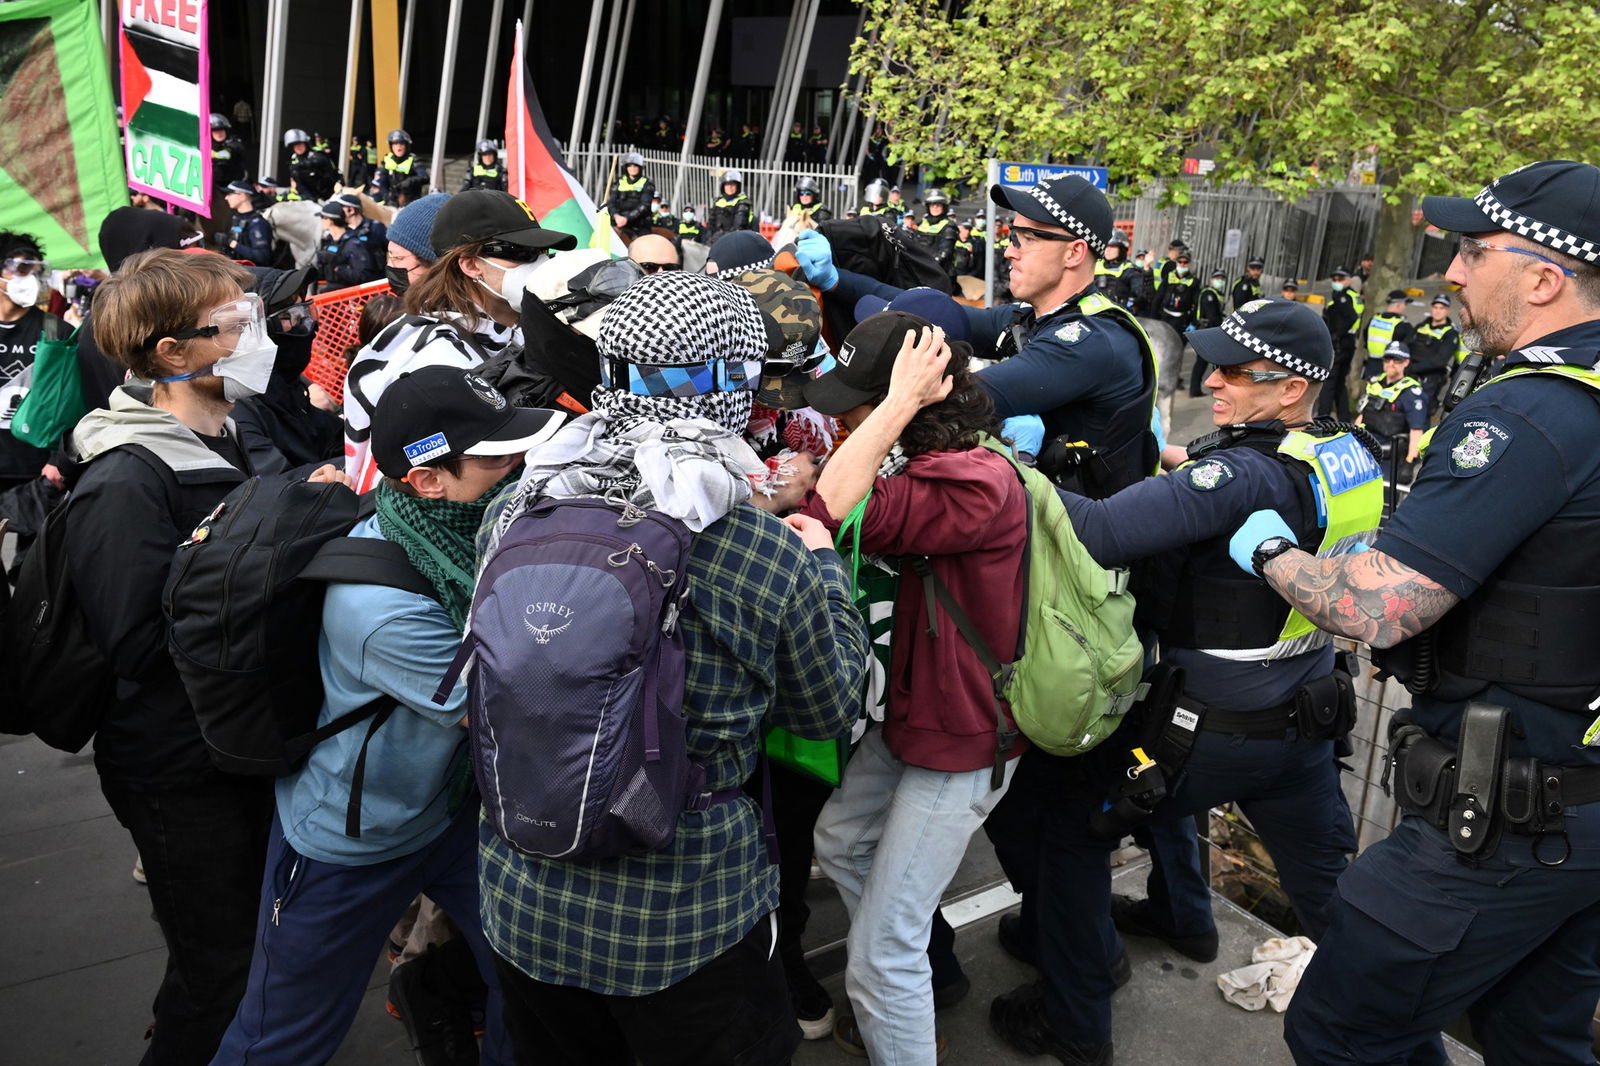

{"left": 1344, "top": 192, "right": 1419, "bottom": 409}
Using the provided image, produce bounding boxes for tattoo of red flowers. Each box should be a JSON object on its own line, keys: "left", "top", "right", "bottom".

{"left": 1382, "top": 591, "right": 1414, "bottom": 622}
{"left": 1335, "top": 592, "right": 1358, "bottom": 619}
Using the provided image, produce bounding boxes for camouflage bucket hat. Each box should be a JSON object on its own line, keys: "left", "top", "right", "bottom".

{"left": 729, "top": 269, "right": 826, "bottom": 409}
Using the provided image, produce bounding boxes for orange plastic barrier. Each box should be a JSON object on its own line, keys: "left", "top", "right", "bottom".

{"left": 305, "top": 278, "right": 392, "bottom": 404}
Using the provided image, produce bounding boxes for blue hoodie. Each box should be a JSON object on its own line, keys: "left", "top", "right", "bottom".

{"left": 277, "top": 516, "right": 469, "bottom": 865}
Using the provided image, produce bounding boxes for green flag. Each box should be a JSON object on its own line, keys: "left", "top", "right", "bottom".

{"left": 0, "top": 0, "right": 127, "bottom": 270}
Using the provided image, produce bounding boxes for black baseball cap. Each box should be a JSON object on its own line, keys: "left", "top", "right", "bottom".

{"left": 989, "top": 174, "right": 1113, "bottom": 254}
{"left": 429, "top": 189, "right": 578, "bottom": 255}
{"left": 1383, "top": 341, "right": 1411, "bottom": 360}
{"left": 224, "top": 180, "right": 255, "bottom": 196}
{"left": 803, "top": 311, "right": 958, "bottom": 415}
{"left": 1246, "top": 256, "right": 1265, "bottom": 268}
{"left": 1385, "top": 289, "right": 1409, "bottom": 302}
{"left": 372, "top": 366, "right": 565, "bottom": 478}
{"left": 1431, "top": 293, "right": 1452, "bottom": 306}
{"left": 1422, "top": 161, "right": 1600, "bottom": 265}
{"left": 1188, "top": 298, "right": 1333, "bottom": 381}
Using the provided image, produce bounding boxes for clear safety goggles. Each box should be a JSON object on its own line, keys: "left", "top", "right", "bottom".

{"left": 3, "top": 256, "right": 48, "bottom": 276}
{"left": 145, "top": 293, "right": 266, "bottom": 350}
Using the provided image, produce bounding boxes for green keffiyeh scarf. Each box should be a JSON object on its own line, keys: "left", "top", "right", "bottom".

{"left": 375, "top": 473, "right": 517, "bottom": 629}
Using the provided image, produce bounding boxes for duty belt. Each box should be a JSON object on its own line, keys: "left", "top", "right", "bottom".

{"left": 1190, "top": 669, "right": 1354, "bottom": 742}
{"left": 1194, "top": 699, "right": 1297, "bottom": 738}
{"left": 1386, "top": 706, "right": 1600, "bottom": 866}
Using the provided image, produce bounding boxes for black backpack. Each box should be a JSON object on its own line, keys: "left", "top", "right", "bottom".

{"left": 817, "top": 216, "right": 956, "bottom": 295}
{"left": 163, "top": 475, "right": 438, "bottom": 823}
{"left": 0, "top": 447, "right": 174, "bottom": 752}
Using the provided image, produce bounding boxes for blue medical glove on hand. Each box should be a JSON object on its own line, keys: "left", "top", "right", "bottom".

{"left": 794, "top": 230, "right": 839, "bottom": 291}
{"left": 1001, "top": 415, "right": 1045, "bottom": 460}
{"left": 1228, "top": 509, "right": 1297, "bottom": 575}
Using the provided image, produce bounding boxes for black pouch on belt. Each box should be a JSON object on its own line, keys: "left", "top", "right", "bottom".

{"left": 1391, "top": 725, "right": 1456, "bottom": 828}
{"left": 1293, "top": 669, "right": 1355, "bottom": 742}
{"left": 1499, "top": 756, "right": 1543, "bottom": 834}
{"left": 1087, "top": 663, "right": 1191, "bottom": 840}
{"left": 1449, "top": 702, "right": 1509, "bottom": 861}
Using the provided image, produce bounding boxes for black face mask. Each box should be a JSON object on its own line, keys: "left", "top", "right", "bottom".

{"left": 385, "top": 264, "right": 411, "bottom": 294}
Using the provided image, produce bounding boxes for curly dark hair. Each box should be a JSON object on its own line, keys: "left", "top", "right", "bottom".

{"left": 897, "top": 341, "right": 1002, "bottom": 457}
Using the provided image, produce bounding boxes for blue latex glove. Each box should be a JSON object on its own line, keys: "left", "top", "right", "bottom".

{"left": 1001, "top": 415, "right": 1045, "bottom": 459}
{"left": 794, "top": 229, "right": 839, "bottom": 291}
{"left": 1228, "top": 509, "right": 1297, "bottom": 574}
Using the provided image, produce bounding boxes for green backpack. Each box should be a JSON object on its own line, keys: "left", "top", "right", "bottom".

{"left": 913, "top": 437, "right": 1146, "bottom": 759}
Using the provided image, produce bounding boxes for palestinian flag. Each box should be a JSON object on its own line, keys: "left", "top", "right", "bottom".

{"left": 121, "top": 1, "right": 210, "bottom": 215}
{"left": 0, "top": 0, "right": 128, "bottom": 269}
{"left": 504, "top": 20, "right": 621, "bottom": 255}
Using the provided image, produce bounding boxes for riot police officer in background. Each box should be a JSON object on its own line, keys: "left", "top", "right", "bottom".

{"left": 1408, "top": 293, "right": 1464, "bottom": 416}
{"left": 1244, "top": 158, "right": 1600, "bottom": 1066}
{"left": 987, "top": 298, "right": 1371, "bottom": 1066}
{"left": 462, "top": 140, "right": 506, "bottom": 192}
{"left": 1355, "top": 340, "right": 1427, "bottom": 480}
{"left": 953, "top": 219, "right": 985, "bottom": 277}
{"left": 209, "top": 113, "right": 245, "bottom": 193}
{"left": 605, "top": 151, "right": 655, "bottom": 238}
{"left": 1155, "top": 250, "right": 1198, "bottom": 333}
{"left": 705, "top": 169, "right": 755, "bottom": 244}
{"left": 373, "top": 129, "right": 429, "bottom": 206}
{"left": 916, "top": 189, "right": 960, "bottom": 278}
{"left": 792, "top": 176, "right": 832, "bottom": 223}
{"left": 1232, "top": 256, "right": 1265, "bottom": 311}
{"left": 860, "top": 178, "right": 893, "bottom": 220}
{"left": 1316, "top": 266, "right": 1364, "bottom": 418}
{"left": 1092, "top": 231, "right": 1134, "bottom": 308}
{"left": 283, "top": 128, "right": 337, "bottom": 202}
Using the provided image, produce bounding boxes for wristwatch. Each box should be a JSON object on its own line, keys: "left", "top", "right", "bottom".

{"left": 1251, "top": 536, "right": 1296, "bottom": 578}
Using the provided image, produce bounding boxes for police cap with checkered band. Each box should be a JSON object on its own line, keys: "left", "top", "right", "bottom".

{"left": 989, "top": 174, "right": 1113, "bottom": 255}
{"left": 1422, "top": 160, "right": 1600, "bottom": 265}
{"left": 1187, "top": 298, "right": 1333, "bottom": 381}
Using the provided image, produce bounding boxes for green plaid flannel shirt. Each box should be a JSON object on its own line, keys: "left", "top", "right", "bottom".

{"left": 479, "top": 502, "right": 867, "bottom": 995}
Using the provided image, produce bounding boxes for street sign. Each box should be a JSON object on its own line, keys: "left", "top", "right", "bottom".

{"left": 120, "top": 0, "right": 211, "bottom": 216}
{"left": 997, "top": 161, "right": 1108, "bottom": 191}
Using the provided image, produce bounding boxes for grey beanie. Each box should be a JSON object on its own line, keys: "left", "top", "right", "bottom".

{"left": 386, "top": 192, "right": 451, "bottom": 262}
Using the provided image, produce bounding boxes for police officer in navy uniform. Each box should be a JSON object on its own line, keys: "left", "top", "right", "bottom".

{"left": 1092, "top": 231, "right": 1134, "bottom": 308}
{"left": 462, "top": 139, "right": 506, "bottom": 192}
{"left": 209, "top": 113, "right": 246, "bottom": 193}
{"left": 1355, "top": 340, "right": 1427, "bottom": 481}
{"left": 314, "top": 200, "right": 379, "bottom": 289}
{"left": 372, "top": 129, "right": 430, "bottom": 207}
{"left": 988, "top": 298, "right": 1372, "bottom": 1065}
{"left": 605, "top": 151, "right": 655, "bottom": 238}
{"left": 1242, "top": 159, "right": 1600, "bottom": 1066}
{"left": 1408, "top": 293, "right": 1465, "bottom": 417}
{"left": 1232, "top": 256, "right": 1265, "bottom": 311}
{"left": 330, "top": 192, "right": 387, "bottom": 267}
{"left": 791, "top": 176, "right": 833, "bottom": 222}
{"left": 220, "top": 180, "right": 275, "bottom": 267}
{"left": 1317, "top": 266, "right": 1365, "bottom": 418}
{"left": 705, "top": 169, "right": 756, "bottom": 244}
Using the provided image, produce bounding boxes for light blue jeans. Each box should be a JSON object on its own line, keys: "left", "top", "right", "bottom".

{"left": 814, "top": 727, "right": 1016, "bottom": 1066}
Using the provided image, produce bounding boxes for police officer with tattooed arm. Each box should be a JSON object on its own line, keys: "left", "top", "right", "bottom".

{"left": 1233, "top": 161, "right": 1600, "bottom": 1066}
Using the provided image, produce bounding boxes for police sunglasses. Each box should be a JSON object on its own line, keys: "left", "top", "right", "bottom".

{"left": 1213, "top": 365, "right": 1294, "bottom": 385}
{"left": 1457, "top": 235, "right": 1576, "bottom": 277}
{"left": 1007, "top": 224, "right": 1082, "bottom": 245}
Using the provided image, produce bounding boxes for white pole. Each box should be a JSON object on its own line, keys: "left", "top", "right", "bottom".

{"left": 569, "top": 0, "right": 606, "bottom": 149}
{"left": 674, "top": 0, "right": 725, "bottom": 213}
{"left": 259, "top": 0, "right": 289, "bottom": 181}
{"left": 430, "top": 0, "right": 465, "bottom": 195}
{"left": 985, "top": 157, "right": 998, "bottom": 308}
{"left": 398, "top": 0, "right": 417, "bottom": 126}
{"left": 475, "top": 0, "right": 507, "bottom": 144}
{"left": 772, "top": 0, "right": 819, "bottom": 178}
{"left": 826, "top": 5, "right": 866, "bottom": 165}
{"left": 585, "top": 0, "right": 624, "bottom": 151}
{"left": 601, "top": 0, "right": 636, "bottom": 154}
{"left": 514, "top": 21, "right": 528, "bottom": 201}
{"left": 522, "top": 0, "right": 535, "bottom": 29}
{"left": 338, "top": 0, "right": 364, "bottom": 188}
{"left": 761, "top": 0, "right": 805, "bottom": 162}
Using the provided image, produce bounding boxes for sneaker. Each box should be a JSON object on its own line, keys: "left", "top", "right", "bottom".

{"left": 998, "top": 911, "right": 1036, "bottom": 966}
{"left": 387, "top": 950, "right": 479, "bottom": 1066}
{"left": 809, "top": 860, "right": 827, "bottom": 881}
{"left": 132, "top": 856, "right": 146, "bottom": 885}
{"left": 783, "top": 944, "right": 834, "bottom": 1041}
{"left": 832, "top": 1013, "right": 946, "bottom": 1062}
{"left": 1109, "top": 894, "right": 1219, "bottom": 963}
{"left": 989, "top": 984, "right": 1113, "bottom": 1066}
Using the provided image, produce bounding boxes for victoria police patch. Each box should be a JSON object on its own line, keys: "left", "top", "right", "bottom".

{"left": 1448, "top": 419, "right": 1511, "bottom": 477}
{"left": 1056, "top": 321, "right": 1088, "bottom": 344}
{"left": 1187, "top": 457, "right": 1235, "bottom": 491}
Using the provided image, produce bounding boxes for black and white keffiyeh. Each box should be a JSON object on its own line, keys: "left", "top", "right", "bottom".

{"left": 488, "top": 271, "right": 771, "bottom": 540}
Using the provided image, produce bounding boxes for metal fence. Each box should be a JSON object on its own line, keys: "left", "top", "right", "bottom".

{"left": 564, "top": 141, "right": 861, "bottom": 226}
{"left": 1123, "top": 180, "right": 1383, "bottom": 291}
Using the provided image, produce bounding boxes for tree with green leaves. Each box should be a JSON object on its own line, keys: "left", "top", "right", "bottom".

{"left": 851, "top": 0, "right": 1600, "bottom": 400}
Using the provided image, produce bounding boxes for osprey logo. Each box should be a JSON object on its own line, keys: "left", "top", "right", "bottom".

{"left": 524, "top": 602, "right": 575, "bottom": 643}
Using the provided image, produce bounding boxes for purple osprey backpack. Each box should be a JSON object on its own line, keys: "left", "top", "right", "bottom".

{"left": 439, "top": 494, "right": 725, "bottom": 861}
